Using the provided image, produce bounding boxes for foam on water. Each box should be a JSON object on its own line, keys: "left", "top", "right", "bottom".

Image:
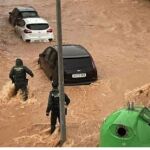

{"left": 10, "top": 123, "right": 74, "bottom": 147}
{"left": 0, "top": 81, "right": 38, "bottom": 105}
{"left": 0, "top": 81, "right": 15, "bottom": 103}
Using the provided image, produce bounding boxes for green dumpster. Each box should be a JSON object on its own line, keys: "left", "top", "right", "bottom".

{"left": 100, "top": 106, "right": 150, "bottom": 147}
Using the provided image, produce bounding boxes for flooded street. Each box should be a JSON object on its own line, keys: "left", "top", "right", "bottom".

{"left": 0, "top": 0, "right": 150, "bottom": 146}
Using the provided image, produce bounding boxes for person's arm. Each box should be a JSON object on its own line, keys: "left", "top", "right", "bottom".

{"left": 46, "top": 92, "right": 53, "bottom": 116}
{"left": 24, "top": 66, "right": 34, "bottom": 77}
{"left": 9, "top": 67, "right": 14, "bottom": 83}
{"left": 65, "top": 94, "right": 70, "bottom": 106}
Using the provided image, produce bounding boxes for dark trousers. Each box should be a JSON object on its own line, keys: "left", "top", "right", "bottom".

{"left": 50, "top": 110, "right": 60, "bottom": 134}
{"left": 14, "top": 82, "right": 28, "bottom": 101}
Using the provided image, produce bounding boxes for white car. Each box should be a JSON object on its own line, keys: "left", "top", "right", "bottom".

{"left": 15, "top": 17, "right": 54, "bottom": 42}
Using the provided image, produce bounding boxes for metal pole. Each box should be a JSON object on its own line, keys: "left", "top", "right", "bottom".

{"left": 56, "top": 0, "right": 66, "bottom": 144}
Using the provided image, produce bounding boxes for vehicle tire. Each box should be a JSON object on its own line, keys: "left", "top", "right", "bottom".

{"left": 49, "top": 39, "right": 53, "bottom": 42}
{"left": 38, "top": 59, "right": 40, "bottom": 64}
{"left": 50, "top": 76, "right": 52, "bottom": 81}
{"left": 25, "top": 39, "right": 31, "bottom": 43}
{"left": 20, "top": 35, "right": 23, "bottom": 40}
{"left": 8, "top": 17, "right": 11, "bottom": 24}
{"left": 20, "top": 35, "right": 25, "bottom": 42}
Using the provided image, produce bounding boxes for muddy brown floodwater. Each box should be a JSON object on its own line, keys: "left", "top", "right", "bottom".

{"left": 1, "top": 0, "right": 150, "bottom": 147}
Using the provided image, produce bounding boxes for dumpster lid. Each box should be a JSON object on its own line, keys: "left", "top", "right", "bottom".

{"left": 139, "top": 107, "right": 150, "bottom": 124}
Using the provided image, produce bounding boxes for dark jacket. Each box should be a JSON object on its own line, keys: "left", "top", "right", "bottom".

{"left": 46, "top": 89, "right": 70, "bottom": 113}
{"left": 9, "top": 59, "right": 33, "bottom": 84}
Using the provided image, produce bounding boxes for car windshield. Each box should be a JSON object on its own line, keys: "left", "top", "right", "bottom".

{"left": 64, "top": 57, "right": 93, "bottom": 70}
{"left": 21, "top": 11, "right": 38, "bottom": 18}
{"left": 26, "top": 23, "right": 49, "bottom": 30}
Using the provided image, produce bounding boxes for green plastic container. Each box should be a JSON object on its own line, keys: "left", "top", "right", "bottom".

{"left": 100, "top": 106, "right": 150, "bottom": 147}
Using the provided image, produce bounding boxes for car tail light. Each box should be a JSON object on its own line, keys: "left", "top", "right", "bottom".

{"left": 91, "top": 58, "right": 96, "bottom": 70}
{"left": 24, "top": 29, "right": 32, "bottom": 33}
{"left": 47, "top": 28, "right": 53, "bottom": 33}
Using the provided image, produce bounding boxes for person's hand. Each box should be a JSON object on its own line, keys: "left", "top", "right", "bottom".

{"left": 46, "top": 112, "right": 49, "bottom": 116}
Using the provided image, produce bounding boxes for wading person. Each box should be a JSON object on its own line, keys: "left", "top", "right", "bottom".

{"left": 9, "top": 58, "right": 34, "bottom": 101}
{"left": 46, "top": 82, "right": 70, "bottom": 134}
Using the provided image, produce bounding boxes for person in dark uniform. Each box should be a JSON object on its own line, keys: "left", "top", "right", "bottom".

{"left": 46, "top": 82, "right": 70, "bottom": 134}
{"left": 9, "top": 58, "right": 34, "bottom": 101}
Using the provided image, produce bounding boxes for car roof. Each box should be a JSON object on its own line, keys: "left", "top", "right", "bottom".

{"left": 16, "top": 6, "right": 36, "bottom": 12}
{"left": 53, "top": 44, "right": 90, "bottom": 58}
{"left": 23, "top": 17, "right": 48, "bottom": 24}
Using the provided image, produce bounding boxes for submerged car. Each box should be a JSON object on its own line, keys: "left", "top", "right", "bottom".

{"left": 38, "top": 44, "right": 98, "bottom": 85}
{"left": 9, "top": 6, "right": 39, "bottom": 26}
{"left": 15, "top": 17, "right": 54, "bottom": 42}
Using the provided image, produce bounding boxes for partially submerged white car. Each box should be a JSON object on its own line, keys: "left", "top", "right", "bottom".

{"left": 15, "top": 17, "right": 54, "bottom": 42}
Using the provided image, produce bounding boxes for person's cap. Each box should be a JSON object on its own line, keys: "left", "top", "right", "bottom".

{"left": 16, "top": 58, "right": 23, "bottom": 66}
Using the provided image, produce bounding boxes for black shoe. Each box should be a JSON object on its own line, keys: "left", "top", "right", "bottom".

{"left": 50, "top": 126, "right": 56, "bottom": 134}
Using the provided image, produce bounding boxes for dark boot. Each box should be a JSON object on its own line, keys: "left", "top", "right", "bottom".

{"left": 22, "top": 92, "right": 28, "bottom": 101}
{"left": 22, "top": 87, "right": 28, "bottom": 101}
{"left": 50, "top": 125, "right": 56, "bottom": 134}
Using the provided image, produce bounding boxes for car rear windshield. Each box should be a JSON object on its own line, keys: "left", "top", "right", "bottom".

{"left": 21, "top": 11, "right": 38, "bottom": 18}
{"left": 26, "top": 24, "right": 49, "bottom": 30}
{"left": 64, "top": 57, "right": 93, "bottom": 70}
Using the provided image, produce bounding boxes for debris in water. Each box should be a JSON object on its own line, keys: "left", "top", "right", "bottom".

{"left": 124, "top": 83, "right": 150, "bottom": 107}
